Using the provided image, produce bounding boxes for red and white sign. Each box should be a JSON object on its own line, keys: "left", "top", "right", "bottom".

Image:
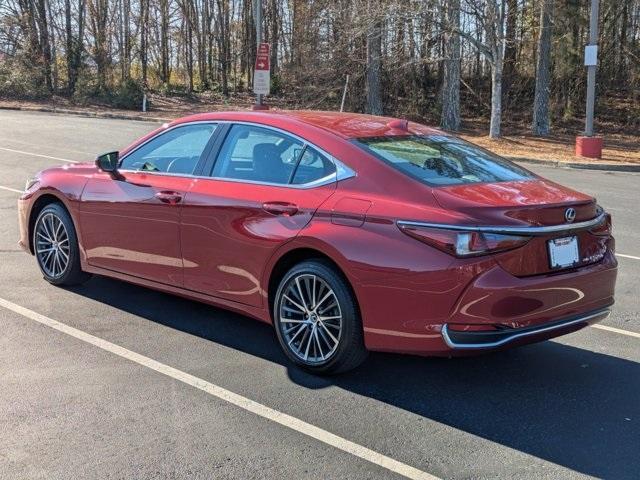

{"left": 253, "top": 43, "right": 271, "bottom": 95}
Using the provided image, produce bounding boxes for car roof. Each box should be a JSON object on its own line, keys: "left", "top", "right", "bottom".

{"left": 169, "top": 110, "right": 446, "bottom": 140}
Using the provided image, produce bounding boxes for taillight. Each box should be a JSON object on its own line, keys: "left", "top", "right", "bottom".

{"left": 589, "top": 212, "right": 612, "bottom": 236}
{"left": 398, "top": 224, "right": 530, "bottom": 257}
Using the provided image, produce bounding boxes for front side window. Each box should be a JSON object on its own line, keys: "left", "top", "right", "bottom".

{"left": 355, "top": 135, "right": 535, "bottom": 186}
{"left": 120, "top": 123, "right": 217, "bottom": 175}
{"left": 212, "top": 124, "right": 305, "bottom": 184}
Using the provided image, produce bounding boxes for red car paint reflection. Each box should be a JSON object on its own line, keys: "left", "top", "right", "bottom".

{"left": 18, "top": 111, "right": 616, "bottom": 356}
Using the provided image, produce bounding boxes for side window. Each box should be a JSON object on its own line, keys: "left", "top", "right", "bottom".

{"left": 120, "top": 123, "right": 217, "bottom": 175}
{"left": 291, "top": 147, "right": 336, "bottom": 184}
{"left": 212, "top": 125, "right": 303, "bottom": 184}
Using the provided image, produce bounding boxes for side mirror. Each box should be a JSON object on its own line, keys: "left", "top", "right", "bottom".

{"left": 95, "top": 151, "right": 120, "bottom": 173}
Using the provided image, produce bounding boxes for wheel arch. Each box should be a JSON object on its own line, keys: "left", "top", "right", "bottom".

{"left": 28, "top": 193, "right": 73, "bottom": 253}
{"left": 266, "top": 244, "right": 361, "bottom": 323}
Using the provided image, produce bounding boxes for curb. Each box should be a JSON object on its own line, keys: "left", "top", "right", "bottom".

{"left": 512, "top": 157, "right": 640, "bottom": 173}
{"left": 2, "top": 104, "right": 639, "bottom": 173}
{"left": 0, "top": 104, "right": 169, "bottom": 123}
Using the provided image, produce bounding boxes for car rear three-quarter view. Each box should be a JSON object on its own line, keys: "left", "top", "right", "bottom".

{"left": 17, "top": 111, "right": 617, "bottom": 374}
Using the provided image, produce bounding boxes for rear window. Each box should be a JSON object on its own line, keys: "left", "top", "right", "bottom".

{"left": 354, "top": 135, "right": 535, "bottom": 186}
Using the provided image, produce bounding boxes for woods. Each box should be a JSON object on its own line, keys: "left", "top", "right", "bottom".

{"left": 0, "top": 0, "right": 638, "bottom": 137}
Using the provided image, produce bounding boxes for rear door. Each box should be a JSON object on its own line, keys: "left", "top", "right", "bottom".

{"left": 180, "top": 123, "right": 337, "bottom": 307}
{"left": 80, "top": 122, "right": 218, "bottom": 286}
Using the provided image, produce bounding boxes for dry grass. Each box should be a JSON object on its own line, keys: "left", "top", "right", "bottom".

{"left": 460, "top": 130, "right": 640, "bottom": 165}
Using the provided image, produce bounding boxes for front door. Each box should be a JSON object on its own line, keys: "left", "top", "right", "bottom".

{"left": 79, "top": 122, "right": 218, "bottom": 286}
{"left": 181, "top": 123, "right": 337, "bottom": 307}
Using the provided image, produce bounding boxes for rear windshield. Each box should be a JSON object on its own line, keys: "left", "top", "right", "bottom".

{"left": 354, "top": 135, "right": 535, "bottom": 186}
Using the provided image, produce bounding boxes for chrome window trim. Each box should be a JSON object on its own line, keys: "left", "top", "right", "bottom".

{"left": 207, "top": 172, "right": 338, "bottom": 189}
{"left": 441, "top": 308, "right": 610, "bottom": 350}
{"left": 117, "top": 119, "right": 357, "bottom": 189}
{"left": 397, "top": 212, "right": 607, "bottom": 237}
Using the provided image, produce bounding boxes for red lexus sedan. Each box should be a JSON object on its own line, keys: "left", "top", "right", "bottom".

{"left": 18, "top": 111, "right": 617, "bottom": 373}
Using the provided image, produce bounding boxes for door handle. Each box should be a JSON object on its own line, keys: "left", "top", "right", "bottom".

{"left": 262, "top": 202, "right": 299, "bottom": 216}
{"left": 155, "top": 191, "right": 183, "bottom": 205}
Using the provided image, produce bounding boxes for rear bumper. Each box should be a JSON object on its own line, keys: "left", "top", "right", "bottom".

{"left": 362, "top": 249, "right": 617, "bottom": 356}
{"left": 442, "top": 306, "right": 611, "bottom": 350}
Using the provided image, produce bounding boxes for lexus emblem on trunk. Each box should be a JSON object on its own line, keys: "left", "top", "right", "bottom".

{"left": 565, "top": 208, "right": 577, "bottom": 223}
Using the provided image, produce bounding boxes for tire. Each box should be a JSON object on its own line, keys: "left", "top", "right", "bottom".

{"left": 273, "top": 259, "right": 368, "bottom": 374}
{"left": 33, "top": 203, "right": 91, "bottom": 286}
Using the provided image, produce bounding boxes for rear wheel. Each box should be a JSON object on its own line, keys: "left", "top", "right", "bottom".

{"left": 34, "top": 203, "right": 91, "bottom": 286}
{"left": 273, "top": 260, "right": 367, "bottom": 374}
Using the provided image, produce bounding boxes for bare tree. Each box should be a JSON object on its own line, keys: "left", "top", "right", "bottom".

{"left": 64, "top": 0, "right": 85, "bottom": 93}
{"left": 366, "top": 5, "right": 383, "bottom": 115}
{"left": 35, "top": 0, "right": 53, "bottom": 91}
{"left": 441, "top": 0, "right": 461, "bottom": 131}
{"left": 215, "top": 0, "right": 230, "bottom": 95}
{"left": 140, "top": 0, "right": 149, "bottom": 87}
{"left": 502, "top": 0, "right": 517, "bottom": 104}
{"left": 532, "top": 0, "right": 554, "bottom": 136}
{"left": 87, "top": 0, "right": 109, "bottom": 91}
{"left": 158, "top": 0, "right": 170, "bottom": 86}
{"left": 460, "top": 0, "right": 507, "bottom": 138}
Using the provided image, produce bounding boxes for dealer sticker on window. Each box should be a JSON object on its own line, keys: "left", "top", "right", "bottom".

{"left": 548, "top": 236, "right": 580, "bottom": 269}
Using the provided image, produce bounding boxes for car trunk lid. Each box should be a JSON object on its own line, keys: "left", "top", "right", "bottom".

{"left": 432, "top": 179, "right": 609, "bottom": 276}
{"left": 432, "top": 179, "right": 597, "bottom": 226}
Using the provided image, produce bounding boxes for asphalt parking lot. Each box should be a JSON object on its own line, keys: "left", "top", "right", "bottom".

{"left": 0, "top": 110, "right": 638, "bottom": 479}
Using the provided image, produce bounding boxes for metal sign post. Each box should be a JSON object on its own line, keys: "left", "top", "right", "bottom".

{"left": 584, "top": 0, "right": 599, "bottom": 137}
{"left": 253, "top": 0, "right": 270, "bottom": 108}
{"left": 576, "top": 0, "right": 602, "bottom": 158}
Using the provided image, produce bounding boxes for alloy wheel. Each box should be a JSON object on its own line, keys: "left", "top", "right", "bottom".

{"left": 278, "top": 273, "right": 343, "bottom": 364}
{"left": 35, "top": 212, "right": 70, "bottom": 279}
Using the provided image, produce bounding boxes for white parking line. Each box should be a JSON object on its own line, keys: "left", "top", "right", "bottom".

{"left": 0, "top": 147, "right": 78, "bottom": 163}
{"left": 0, "top": 185, "right": 23, "bottom": 194}
{"left": 617, "top": 253, "right": 640, "bottom": 261}
{"left": 0, "top": 296, "right": 439, "bottom": 480}
{"left": 593, "top": 324, "right": 640, "bottom": 339}
{"left": 0, "top": 137, "right": 96, "bottom": 156}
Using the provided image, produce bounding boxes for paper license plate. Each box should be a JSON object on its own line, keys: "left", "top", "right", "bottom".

{"left": 548, "top": 236, "right": 579, "bottom": 269}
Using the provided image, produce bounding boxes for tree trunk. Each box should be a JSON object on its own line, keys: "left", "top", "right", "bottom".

{"left": 185, "top": 17, "right": 194, "bottom": 92}
{"left": 487, "top": 0, "right": 506, "bottom": 139}
{"left": 366, "top": 15, "right": 383, "bottom": 115}
{"left": 35, "top": 0, "right": 53, "bottom": 91}
{"left": 490, "top": 58, "right": 503, "bottom": 138}
{"left": 46, "top": 0, "right": 58, "bottom": 91}
{"left": 160, "top": 0, "right": 169, "bottom": 85}
{"left": 122, "top": 0, "right": 130, "bottom": 80}
{"left": 215, "top": 0, "right": 229, "bottom": 96}
{"left": 89, "top": 0, "right": 108, "bottom": 92}
{"left": 140, "top": 0, "right": 149, "bottom": 87}
{"left": 532, "top": 0, "right": 554, "bottom": 136}
{"left": 65, "top": 0, "right": 74, "bottom": 92}
{"left": 269, "top": 0, "right": 278, "bottom": 75}
{"left": 440, "top": 0, "right": 461, "bottom": 131}
{"left": 503, "top": 0, "right": 518, "bottom": 104}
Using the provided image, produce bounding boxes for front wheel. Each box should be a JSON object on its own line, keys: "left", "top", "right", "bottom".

{"left": 273, "top": 260, "right": 367, "bottom": 374}
{"left": 33, "top": 203, "right": 91, "bottom": 286}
